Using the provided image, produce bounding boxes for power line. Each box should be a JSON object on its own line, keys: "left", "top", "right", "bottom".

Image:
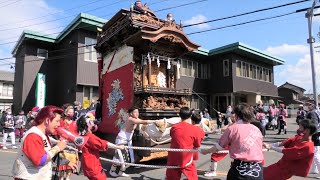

{"left": 0, "top": 10, "right": 307, "bottom": 66}
{"left": 183, "top": 0, "right": 311, "bottom": 28}
{"left": 0, "top": 0, "right": 172, "bottom": 32}
{"left": 0, "top": 0, "right": 201, "bottom": 45}
{"left": 0, "top": 7, "right": 311, "bottom": 61}
{"left": 0, "top": 11, "right": 297, "bottom": 65}
{"left": 0, "top": 0, "right": 22, "bottom": 8}
{"left": 0, "top": 0, "right": 168, "bottom": 42}
{"left": 187, "top": 12, "right": 296, "bottom": 35}
{"left": 0, "top": 0, "right": 106, "bottom": 27}
{"left": 0, "top": 0, "right": 13, "bottom": 5}
{"left": 155, "top": 0, "right": 208, "bottom": 12}
{"left": 0, "top": 1, "right": 314, "bottom": 62}
{"left": 0, "top": 0, "right": 127, "bottom": 32}
{"left": 0, "top": 11, "right": 303, "bottom": 64}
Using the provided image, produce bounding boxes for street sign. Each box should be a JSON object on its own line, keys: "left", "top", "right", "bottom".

{"left": 35, "top": 73, "right": 46, "bottom": 108}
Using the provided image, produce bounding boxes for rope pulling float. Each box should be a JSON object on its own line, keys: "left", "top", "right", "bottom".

{"left": 52, "top": 140, "right": 270, "bottom": 169}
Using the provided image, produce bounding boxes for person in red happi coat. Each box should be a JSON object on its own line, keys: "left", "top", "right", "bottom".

{"left": 166, "top": 107, "right": 205, "bottom": 180}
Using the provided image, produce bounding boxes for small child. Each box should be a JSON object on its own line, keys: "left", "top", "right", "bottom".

{"left": 77, "top": 116, "right": 124, "bottom": 180}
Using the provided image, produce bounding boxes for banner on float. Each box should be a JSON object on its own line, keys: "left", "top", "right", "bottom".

{"left": 35, "top": 73, "right": 46, "bottom": 108}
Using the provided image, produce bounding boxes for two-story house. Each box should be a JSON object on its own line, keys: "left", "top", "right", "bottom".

{"left": 12, "top": 13, "right": 105, "bottom": 113}
{"left": 180, "top": 42, "right": 284, "bottom": 113}
{"left": 0, "top": 71, "right": 14, "bottom": 111}
{"left": 278, "top": 82, "right": 305, "bottom": 105}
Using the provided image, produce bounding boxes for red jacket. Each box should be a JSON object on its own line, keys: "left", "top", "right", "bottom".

{"left": 167, "top": 121, "right": 205, "bottom": 167}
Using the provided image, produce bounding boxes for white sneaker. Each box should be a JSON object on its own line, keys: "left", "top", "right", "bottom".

{"left": 12, "top": 146, "right": 17, "bottom": 149}
{"left": 204, "top": 171, "right": 217, "bottom": 177}
{"left": 109, "top": 170, "right": 119, "bottom": 177}
{"left": 2, "top": 146, "right": 7, "bottom": 150}
{"left": 118, "top": 171, "right": 130, "bottom": 177}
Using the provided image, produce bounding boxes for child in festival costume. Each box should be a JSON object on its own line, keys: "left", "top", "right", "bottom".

{"left": 109, "top": 108, "right": 157, "bottom": 177}
{"left": 263, "top": 119, "right": 316, "bottom": 180}
{"left": 11, "top": 106, "right": 75, "bottom": 180}
{"left": 202, "top": 103, "right": 264, "bottom": 180}
{"left": 204, "top": 112, "right": 236, "bottom": 177}
{"left": 165, "top": 107, "right": 205, "bottom": 180}
{"left": 56, "top": 105, "right": 78, "bottom": 180}
{"left": 77, "top": 116, "right": 124, "bottom": 180}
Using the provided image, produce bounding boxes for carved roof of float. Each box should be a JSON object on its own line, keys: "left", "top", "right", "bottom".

{"left": 97, "top": 9, "right": 200, "bottom": 52}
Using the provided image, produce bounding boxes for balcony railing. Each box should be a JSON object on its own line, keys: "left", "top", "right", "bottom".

{"left": 134, "top": 85, "right": 191, "bottom": 95}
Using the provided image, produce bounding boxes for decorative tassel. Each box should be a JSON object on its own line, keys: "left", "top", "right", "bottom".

{"left": 167, "top": 58, "right": 171, "bottom": 69}
{"left": 147, "top": 53, "right": 151, "bottom": 64}
{"left": 157, "top": 56, "right": 160, "bottom": 67}
{"left": 176, "top": 62, "right": 181, "bottom": 79}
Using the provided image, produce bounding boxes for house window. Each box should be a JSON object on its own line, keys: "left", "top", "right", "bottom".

{"left": 236, "top": 60, "right": 241, "bottom": 76}
{"left": 179, "top": 59, "right": 209, "bottom": 79}
{"left": 256, "top": 66, "right": 260, "bottom": 79}
{"left": 252, "top": 65, "right": 257, "bottom": 79}
{"left": 236, "top": 60, "right": 272, "bottom": 82}
{"left": 83, "top": 86, "right": 99, "bottom": 107}
{"left": 84, "top": 37, "right": 97, "bottom": 62}
{"left": 194, "top": 62, "right": 198, "bottom": 78}
{"left": 200, "top": 64, "right": 209, "bottom": 79}
{"left": 37, "top": 48, "right": 48, "bottom": 59}
{"left": 259, "top": 67, "right": 263, "bottom": 80}
{"left": 223, "top": 59, "right": 229, "bottom": 77}
{"left": 2, "top": 83, "right": 13, "bottom": 97}
{"left": 181, "top": 59, "right": 187, "bottom": 76}
{"left": 268, "top": 69, "right": 272, "bottom": 82}
{"left": 190, "top": 95, "right": 207, "bottom": 110}
{"left": 262, "top": 68, "right": 267, "bottom": 81}
{"left": 187, "top": 61, "right": 192, "bottom": 76}
{"left": 266, "top": 69, "right": 270, "bottom": 82}
{"left": 242, "top": 62, "right": 249, "bottom": 77}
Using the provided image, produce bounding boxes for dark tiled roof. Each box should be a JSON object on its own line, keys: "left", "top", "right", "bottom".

{"left": 279, "top": 82, "right": 305, "bottom": 92}
{"left": 0, "top": 71, "right": 14, "bottom": 82}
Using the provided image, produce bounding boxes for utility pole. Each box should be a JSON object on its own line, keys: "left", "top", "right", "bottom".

{"left": 306, "top": 0, "right": 319, "bottom": 107}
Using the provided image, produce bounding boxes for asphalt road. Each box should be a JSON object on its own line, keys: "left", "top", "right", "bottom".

{"left": 0, "top": 118, "right": 318, "bottom": 180}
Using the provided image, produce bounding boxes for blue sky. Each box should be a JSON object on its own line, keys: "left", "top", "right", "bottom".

{"left": 0, "top": 0, "right": 319, "bottom": 93}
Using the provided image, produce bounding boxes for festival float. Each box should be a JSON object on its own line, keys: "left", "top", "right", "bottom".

{"left": 95, "top": 4, "right": 213, "bottom": 161}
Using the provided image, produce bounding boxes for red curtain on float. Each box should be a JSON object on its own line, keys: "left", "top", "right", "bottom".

{"left": 98, "top": 63, "right": 134, "bottom": 134}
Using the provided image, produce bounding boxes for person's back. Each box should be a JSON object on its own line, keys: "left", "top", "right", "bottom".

{"left": 168, "top": 121, "right": 204, "bottom": 167}
{"left": 220, "top": 122, "right": 263, "bottom": 162}
{"left": 166, "top": 107, "right": 204, "bottom": 180}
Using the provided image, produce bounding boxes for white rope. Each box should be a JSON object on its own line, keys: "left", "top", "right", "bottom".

{"left": 150, "top": 137, "right": 172, "bottom": 145}
{"left": 123, "top": 145, "right": 270, "bottom": 154}
{"left": 49, "top": 137, "right": 80, "bottom": 152}
{"left": 99, "top": 157, "right": 180, "bottom": 169}
{"left": 124, "top": 145, "right": 201, "bottom": 152}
